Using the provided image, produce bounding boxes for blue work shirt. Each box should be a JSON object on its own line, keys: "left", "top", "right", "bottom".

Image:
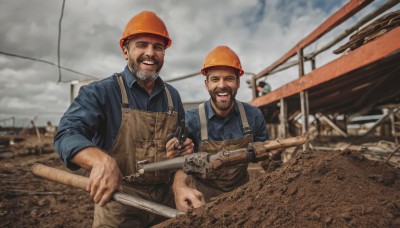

{"left": 185, "top": 100, "right": 269, "bottom": 152}
{"left": 54, "top": 66, "right": 185, "bottom": 170}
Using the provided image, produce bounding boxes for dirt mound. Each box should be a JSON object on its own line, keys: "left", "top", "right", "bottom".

{"left": 156, "top": 149, "right": 400, "bottom": 227}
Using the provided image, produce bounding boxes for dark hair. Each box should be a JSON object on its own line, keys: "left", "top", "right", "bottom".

{"left": 258, "top": 81, "right": 266, "bottom": 87}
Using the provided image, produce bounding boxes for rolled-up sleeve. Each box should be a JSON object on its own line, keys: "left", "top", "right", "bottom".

{"left": 54, "top": 82, "right": 106, "bottom": 170}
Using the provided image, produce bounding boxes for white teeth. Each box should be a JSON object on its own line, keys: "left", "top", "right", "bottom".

{"left": 142, "top": 60, "right": 154, "bottom": 65}
{"left": 218, "top": 92, "right": 228, "bottom": 96}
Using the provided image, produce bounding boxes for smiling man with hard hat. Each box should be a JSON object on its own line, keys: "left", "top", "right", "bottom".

{"left": 172, "top": 46, "right": 269, "bottom": 212}
{"left": 55, "top": 11, "right": 193, "bottom": 227}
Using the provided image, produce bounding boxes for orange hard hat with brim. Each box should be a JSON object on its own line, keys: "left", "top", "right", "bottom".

{"left": 119, "top": 11, "right": 172, "bottom": 49}
{"left": 201, "top": 46, "right": 244, "bottom": 76}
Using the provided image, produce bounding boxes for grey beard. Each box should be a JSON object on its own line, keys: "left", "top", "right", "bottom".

{"left": 130, "top": 62, "right": 160, "bottom": 82}
{"left": 136, "top": 70, "right": 159, "bottom": 81}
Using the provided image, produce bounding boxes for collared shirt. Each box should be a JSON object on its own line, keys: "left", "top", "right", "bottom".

{"left": 185, "top": 100, "right": 269, "bottom": 152}
{"left": 54, "top": 66, "right": 185, "bottom": 170}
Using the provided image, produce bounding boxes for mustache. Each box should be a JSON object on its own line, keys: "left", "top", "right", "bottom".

{"left": 214, "top": 87, "right": 232, "bottom": 94}
{"left": 138, "top": 55, "right": 160, "bottom": 64}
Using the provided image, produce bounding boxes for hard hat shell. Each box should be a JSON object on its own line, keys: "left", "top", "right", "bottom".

{"left": 119, "top": 11, "right": 171, "bottom": 49}
{"left": 201, "top": 46, "right": 244, "bottom": 76}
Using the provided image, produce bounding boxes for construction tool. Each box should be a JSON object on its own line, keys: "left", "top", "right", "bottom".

{"left": 165, "top": 119, "right": 187, "bottom": 150}
{"left": 138, "top": 133, "right": 308, "bottom": 175}
{"left": 31, "top": 163, "right": 183, "bottom": 219}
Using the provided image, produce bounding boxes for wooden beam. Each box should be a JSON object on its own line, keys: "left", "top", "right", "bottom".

{"left": 251, "top": 26, "right": 400, "bottom": 107}
{"left": 318, "top": 114, "right": 348, "bottom": 138}
{"left": 254, "top": 0, "right": 373, "bottom": 79}
{"left": 362, "top": 108, "right": 398, "bottom": 136}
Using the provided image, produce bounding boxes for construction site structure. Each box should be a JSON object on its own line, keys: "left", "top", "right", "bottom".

{"left": 248, "top": 0, "right": 400, "bottom": 145}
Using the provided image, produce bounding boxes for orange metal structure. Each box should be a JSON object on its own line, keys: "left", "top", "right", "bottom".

{"left": 253, "top": 0, "right": 373, "bottom": 80}
{"left": 250, "top": 0, "right": 400, "bottom": 129}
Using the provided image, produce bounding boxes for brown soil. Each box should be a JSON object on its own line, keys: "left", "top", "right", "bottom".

{"left": 1, "top": 134, "right": 400, "bottom": 227}
{"left": 0, "top": 136, "right": 93, "bottom": 228}
{"left": 156, "top": 149, "right": 400, "bottom": 227}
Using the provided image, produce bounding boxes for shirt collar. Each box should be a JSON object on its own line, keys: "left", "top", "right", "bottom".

{"left": 122, "top": 65, "right": 165, "bottom": 92}
{"left": 205, "top": 99, "right": 239, "bottom": 120}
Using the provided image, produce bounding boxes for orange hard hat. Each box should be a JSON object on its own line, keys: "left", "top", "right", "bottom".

{"left": 119, "top": 11, "right": 172, "bottom": 49}
{"left": 201, "top": 46, "right": 244, "bottom": 76}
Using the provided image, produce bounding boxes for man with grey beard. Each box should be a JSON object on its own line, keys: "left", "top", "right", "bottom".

{"left": 172, "top": 46, "right": 269, "bottom": 212}
{"left": 55, "top": 11, "right": 193, "bottom": 227}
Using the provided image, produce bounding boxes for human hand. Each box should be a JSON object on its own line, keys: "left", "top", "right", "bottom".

{"left": 166, "top": 137, "right": 194, "bottom": 158}
{"left": 174, "top": 185, "right": 205, "bottom": 212}
{"left": 87, "top": 155, "right": 122, "bottom": 207}
{"left": 268, "top": 148, "right": 283, "bottom": 160}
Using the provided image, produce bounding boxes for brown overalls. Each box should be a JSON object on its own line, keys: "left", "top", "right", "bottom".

{"left": 93, "top": 75, "right": 177, "bottom": 227}
{"left": 189, "top": 101, "right": 253, "bottom": 202}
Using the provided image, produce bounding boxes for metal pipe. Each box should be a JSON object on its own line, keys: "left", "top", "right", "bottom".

{"left": 31, "top": 163, "right": 183, "bottom": 218}
{"left": 139, "top": 156, "right": 185, "bottom": 173}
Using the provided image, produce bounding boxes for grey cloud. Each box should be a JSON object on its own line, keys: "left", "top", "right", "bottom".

{"left": 1, "top": 0, "right": 360, "bottom": 126}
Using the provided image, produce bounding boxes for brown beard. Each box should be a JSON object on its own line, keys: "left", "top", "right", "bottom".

{"left": 209, "top": 87, "right": 237, "bottom": 111}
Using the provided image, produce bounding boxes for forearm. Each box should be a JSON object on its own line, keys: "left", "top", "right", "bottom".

{"left": 70, "top": 147, "right": 111, "bottom": 170}
{"left": 172, "top": 170, "right": 205, "bottom": 212}
{"left": 173, "top": 170, "right": 190, "bottom": 191}
{"left": 54, "top": 131, "right": 97, "bottom": 170}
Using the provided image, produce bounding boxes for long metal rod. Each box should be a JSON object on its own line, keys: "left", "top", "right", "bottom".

{"left": 31, "top": 163, "right": 183, "bottom": 219}
{"left": 139, "top": 156, "right": 185, "bottom": 173}
{"left": 298, "top": 48, "right": 309, "bottom": 151}
{"left": 141, "top": 134, "right": 309, "bottom": 175}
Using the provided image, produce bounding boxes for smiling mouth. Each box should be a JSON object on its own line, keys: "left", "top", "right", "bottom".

{"left": 141, "top": 60, "right": 156, "bottom": 65}
{"left": 216, "top": 92, "right": 231, "bottom": 102}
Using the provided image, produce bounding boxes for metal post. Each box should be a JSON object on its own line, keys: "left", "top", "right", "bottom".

{"left": 251, "top": 77, "right": 257, "bottom": 100}
{"left": 300, "top": 91, "right": 309, "bottom": 132}
{"left": 311, "top": 58, "right": 316, "bottom": 70}
{"left": 390, "top": 110, "right": 398, "bottom": 144}
{"left": 279, "top": 98, "right": 288, "bottom": 138}
{"left": 298, "top": 49, "right": 309, "bottom": 150}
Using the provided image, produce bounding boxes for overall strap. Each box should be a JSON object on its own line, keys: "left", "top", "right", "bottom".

{"left": 199, "top": 103, "right": 208, "bottom": 142}
{"left": 236, "top": 101, "right": 251, "bottom": 135}
{"left": 116, "top": 74, "right": 129, "bottom": 109}
{"left": 163, "top": 83, "right": 175, "bottom": 114}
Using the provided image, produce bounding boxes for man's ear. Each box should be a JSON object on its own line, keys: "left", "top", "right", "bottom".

{"left": 122, "top": 46, "right": 129, "bottom": 60}
{"left": 204, "top": 79, "right": 208, "bottom": 90}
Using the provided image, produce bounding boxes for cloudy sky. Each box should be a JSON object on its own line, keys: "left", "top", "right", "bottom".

{"left": 0, "top": 0, "right": 397, "bottom": 127}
